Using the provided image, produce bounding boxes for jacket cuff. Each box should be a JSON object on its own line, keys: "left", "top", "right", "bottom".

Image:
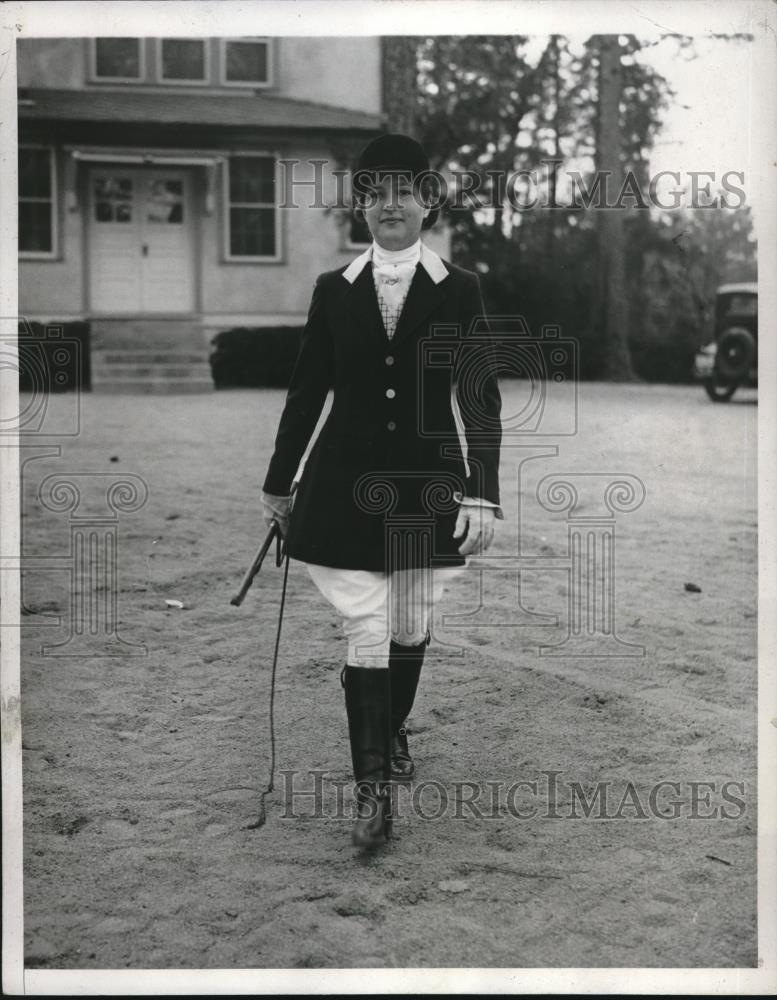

{"left": 464, "top": 464, "right": 500, "bottom": 507}
{"left": 454, "top": 491, "right": 504, "bottom": 520}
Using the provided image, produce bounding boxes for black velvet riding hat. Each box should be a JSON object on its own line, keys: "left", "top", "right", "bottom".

{"left": 355, "top": 133, "right": 430, "bottom": 176}
{"left": 353, "top": 132, "right": 440, "bottom": 229}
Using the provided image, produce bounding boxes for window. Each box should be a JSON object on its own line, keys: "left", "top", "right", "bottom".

{"left": 19, "top": 147, "right": 56, "bottom": 257}
{"left": 225, "top": 155, "right": 278, "bottom": 260}
{"left": 93, "top": 175, "right": 134, "bottom": 224}
{"left": 221, "top": 39, "right": 272, "bottom": 86}
{"left": 159, "top": 38, "right": 208, "bottom": 83}
{"left": 723, "top": 294, "right": 757, "bottom": 318}
{"left": 145, "top": 178, "right": 184, "bottom": 224}
{"left": 92, "top": 38, "right": 143, "bottom": 80}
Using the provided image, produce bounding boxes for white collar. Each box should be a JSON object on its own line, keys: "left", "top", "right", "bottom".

{"left": 342, "top": 241, "right": 449, "bottom": 286}
{"left": 372, "top": 238, "right": 422, "bottom": 269}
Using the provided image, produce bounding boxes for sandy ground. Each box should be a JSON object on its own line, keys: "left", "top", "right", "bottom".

{"left": 18, "top": 380, "right": 757, "bottom": 970}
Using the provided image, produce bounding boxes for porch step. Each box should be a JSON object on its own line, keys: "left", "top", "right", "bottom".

{"left": 92, "top": 378, "right": 215, "bottom": 395}
{"left": 96, "top": 351, "right": 208, "bottom": 366}
{"left": 91, "top": 319, "right": 209, "bottom": 352}
{"left": 91, "top": 349, "right": 214, "bottom": 394}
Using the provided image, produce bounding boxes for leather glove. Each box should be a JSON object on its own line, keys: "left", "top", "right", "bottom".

{"left": 261, "top": 491, "right": 292, "bottom": 539}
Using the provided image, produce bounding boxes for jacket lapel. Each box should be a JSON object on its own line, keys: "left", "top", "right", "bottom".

{"left": 343, "top": 252, "right": 451, "bottom": 350}
{"left": 390, "top": 264, "right": 450, "bottom": 349}
{"left": 346, "top": 262, "right": 386, "bottom": 349}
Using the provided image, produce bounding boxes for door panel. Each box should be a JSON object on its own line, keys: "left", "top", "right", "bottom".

{"left": 141, "top": 174, "right": 192, "bottom": 312}
{"left": 89, "top": 172, "right": 142, "bottom": 312}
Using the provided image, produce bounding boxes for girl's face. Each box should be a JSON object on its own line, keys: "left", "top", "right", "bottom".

{"left": 360, "top": 174, "right": 430, "bottom": 250}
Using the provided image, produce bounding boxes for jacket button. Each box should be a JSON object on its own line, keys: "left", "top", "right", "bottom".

{"left": 386, "top": 388, "right": 396, "bottom": 399}
{"left": 385, "top": 355, "right": 394, "bottom": 366}
{"left": 387, "top": 421, "right": 396, "bottom": 431}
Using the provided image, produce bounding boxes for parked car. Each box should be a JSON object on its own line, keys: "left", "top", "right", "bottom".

{"left": 694, "top": 282, "right": 757, "bottom": 402}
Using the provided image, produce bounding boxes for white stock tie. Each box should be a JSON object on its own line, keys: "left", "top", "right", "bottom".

{"left": 373, "top": 261, "right": 418, "bottom": 311}
{"left": 371, "top": 240, "right": 422, "bottom": 337}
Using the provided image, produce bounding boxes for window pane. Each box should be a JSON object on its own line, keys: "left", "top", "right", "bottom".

{"left": 93, "top": 176, "right": 133, "bottom": 221}
{"left": 19, "top": 148, "right": 51, "bottom": 199}
{"left": 19, "top": 202, "right": 52, "bottom": 253}
{"left": 229, "top": 157, "right": 275, "bottom": 204}
{"left": 95, "top": 38, "right": 141, "bottom": 78}
{"left": 96, "top": 176, "right": 129, "bottom": 199}
{"left": 146, "top": 179, "right": 184, "bottom": 223}
{"left": 724, "top": 294, "right": 757, "bottom": 317}
{"left": 95, "top": 201, "right": 114, "bottom": 222}
{"left": 229, "top": 207, "right": 275, "bottom": 256}
{"left": 161, "top": 39, "right": 205, "bottom": 80}
{"left": 225, "top": 41, "right": 268, "bottom": 83}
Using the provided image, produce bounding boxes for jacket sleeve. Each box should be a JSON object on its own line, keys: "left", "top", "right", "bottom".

{"left": 262, "top": 276, "right": 334, "bottom": 495}
{"left": 454, "top": 272, "right": 502, "bottom": 506}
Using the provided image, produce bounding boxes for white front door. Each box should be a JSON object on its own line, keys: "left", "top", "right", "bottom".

{"left": 89, "top": 167, "right": 194, "bottom": 314}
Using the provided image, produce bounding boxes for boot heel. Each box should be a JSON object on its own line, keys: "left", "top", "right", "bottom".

{"left": 352, "top": 782, "right": 391, "bottom": 848}
{"left": 389, "top": 640, "right": 426, "bottom": 780}
{"left": 390, "top": 727, "right": 415, "bottom": 780}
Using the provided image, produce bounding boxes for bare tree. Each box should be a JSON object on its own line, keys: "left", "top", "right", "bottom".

{"left": 591, "top": 34, "right": 636, "bottom": 380}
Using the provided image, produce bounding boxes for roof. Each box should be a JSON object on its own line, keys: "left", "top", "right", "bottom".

{"left": 717, "top": 282, "right": 757, "bottom": 296}
{"left": 18, "top": 88, "right": 383, "bottom": 132}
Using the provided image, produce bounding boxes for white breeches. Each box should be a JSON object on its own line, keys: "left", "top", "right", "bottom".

{"left": 305, "top": 564, "right": 465, "bottom": 669}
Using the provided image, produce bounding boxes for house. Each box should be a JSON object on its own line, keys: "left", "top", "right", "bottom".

{"left": 17, "top": 36, "right": 448, "bottom": 391}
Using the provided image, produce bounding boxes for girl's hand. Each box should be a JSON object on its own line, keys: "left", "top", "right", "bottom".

{"left": 453, "top": 504, "right": 496, "bottom": 556}
{"left": 261, "top": 492, "right": 292, "bottom": 539}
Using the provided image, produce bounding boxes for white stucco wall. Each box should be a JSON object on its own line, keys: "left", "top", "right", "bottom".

{"left": 17, "top": 37, "right": 381, "bottom": 114}
{"left": 17, "top": 39, "right": 87, "bottom": 88}
{"left": 18, "top": 150, "right": 85, "bottom": 317}
{"left": 277, "top": 38, "right": 381, "bottom": 113}
{"left": 199, "top": 140, "right": 365, "bottom": 320}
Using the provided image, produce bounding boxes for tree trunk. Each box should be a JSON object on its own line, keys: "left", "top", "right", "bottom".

{"left": 592, "top": 35, "right": 635, "bottom": 381}
{"left": 381, "top": 37, "right": 418, "bottom": 134}
{"left": 544, "top": 35, "right": 560, "bottom": 280}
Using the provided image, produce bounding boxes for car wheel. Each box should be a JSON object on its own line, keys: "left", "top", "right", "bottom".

{"left": 704, "top": 377, "right": 738, "bottom": 402}
{"left": 715, "top": 326, "right": 756, "bottom": 381}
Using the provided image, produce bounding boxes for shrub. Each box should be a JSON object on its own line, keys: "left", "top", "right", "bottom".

{"left": 209, "top": 327, "right": 304, "bottom": 388}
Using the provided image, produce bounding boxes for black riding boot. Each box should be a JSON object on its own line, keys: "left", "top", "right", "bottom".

{"left": 389, "top": 635, "right": 428, "bottom": 780}
{"left": 342, "top": 665, "right": 392, "bottom": 848}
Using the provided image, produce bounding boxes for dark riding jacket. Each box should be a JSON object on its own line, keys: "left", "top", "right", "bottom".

{"left": 263, "top": 245, "right": 502, "bottom": 572}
